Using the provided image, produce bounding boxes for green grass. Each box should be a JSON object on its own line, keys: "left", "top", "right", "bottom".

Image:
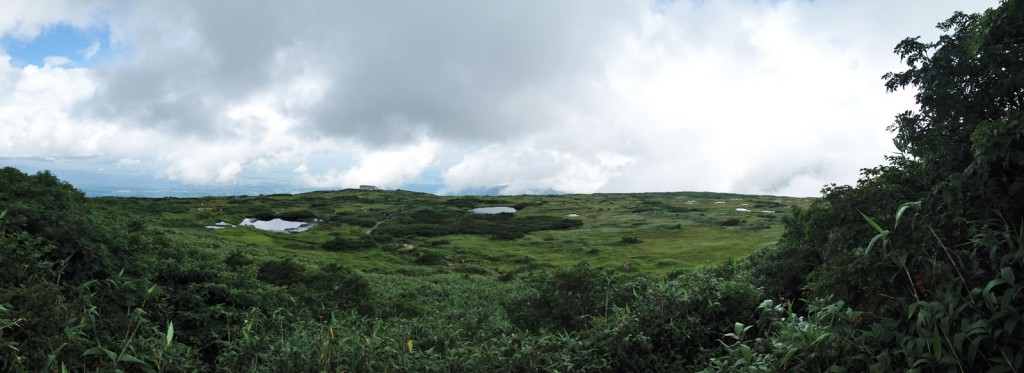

{"left": 98, "top": 190, "right": 812, "bottom": 275}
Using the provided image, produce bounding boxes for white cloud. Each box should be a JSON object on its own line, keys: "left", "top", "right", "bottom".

{"left": 442, "top": 145, "right": 635, "bottom": 195}
{"left": 433, "top": 0, "right": 988, "bottom": 196}
{"left": 0, "top": 0, "right": 1003, "bottom": 196}
{"left": 0, "top": 0, "right": 108, "bottom": 40}
{"left": 82, "top": 40, "right": 100, "bottom": 59}
{"left": 116, "top": 158, "right": 139, "bottom": 167}
{"left": 42, "top": 55, "right": 71, "bottom": 67}
{"left": 0, "top": 54, "right": 123, "bottom": 157}
{"left": 297, "top": 138, "right": 439, "bottom": 189}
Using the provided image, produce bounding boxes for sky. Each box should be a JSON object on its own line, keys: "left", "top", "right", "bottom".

{"left": 0, "top": 0, "right": 1000, "bottom": 197}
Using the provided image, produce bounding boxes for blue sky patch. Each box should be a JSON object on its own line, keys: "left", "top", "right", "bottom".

{"left": 1, "top": 23, "right": 110, "bottom": 67}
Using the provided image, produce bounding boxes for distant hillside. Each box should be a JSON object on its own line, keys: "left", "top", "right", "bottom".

{"left": 96, "top": 189, "right": 813, "bottom": 275}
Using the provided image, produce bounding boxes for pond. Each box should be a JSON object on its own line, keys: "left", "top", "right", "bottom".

{"left": 239, "top": 218, "right": 318, "bottom": 233}
{"left": 471, "top": 206, "right": 517, "bottom": 214}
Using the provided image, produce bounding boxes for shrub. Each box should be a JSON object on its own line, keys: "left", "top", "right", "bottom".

{"left": 275, "top": 210, "right": 318, "bottom": 220}
{"left": 412, "top": 251, "right": 445, "bottom": 265}
{"left": 745, "top": 243, "right": 819, "bottom": 304}
{"left": 593, "top": 267, "right": 761, "bottom": 371}
{"left": 505, "top": 263, "right": 629, "bottom": 331}
{"left": 305, "top": 264, "right": 371, "bottom": 311}
{"left": 720, "top": 218, "right": 741, "bottom": 226}
{"left": 620, "top": 236, "right": 642, "bottom": 244}
{"left": 247, "top": 206, "right": 276, "bottom": 221}
{"left": 321, "top": 235, "right": 376, "bottom": 251}
{"left": 224, "top": 250, "right": 254, "bottom": 268}
{"left": 741, "top": 221, "right": 771, "bottom": 231}
{"left": 329, "top": 211, "right": 382, "bottom": 228}
{"left": 374, "top": 208, "right": 582, "bottom": 240}
{"left": 257, "top": 258, "right": 308, "bottom": 286}
{"left": 427, "top": 239, "right": 450, "bottom": 246}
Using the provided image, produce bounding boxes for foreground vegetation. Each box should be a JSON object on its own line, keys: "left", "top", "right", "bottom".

{"left": 2, "top": 1, "right": 1023, "bottom": 371}
{"left": 0, "top": 171, "right": 801, "bottom": 371}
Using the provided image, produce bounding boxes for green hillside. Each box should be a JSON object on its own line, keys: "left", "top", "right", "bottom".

{"left": 97, "top": 190, "right": 811, "bottom": 275}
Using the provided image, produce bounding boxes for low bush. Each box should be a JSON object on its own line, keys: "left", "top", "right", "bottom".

{"left": 373, "top": 208, "right": 582, "bottom": 240}
{"left": 620, "top": 236, "right": 642, "bottom": 244}
{"left": 412, "top": 251, "right": 445, "bottom": 265}
{"left": 720, "top": 218, "right": 741, "bottom": 226}
{"left": 505, "top": 263, "right": 636, "bottom": 332}
{"left": 257, "top": 258, "right": 308, "bottom": 286}
{"left": 275, "top": 209, "right": 318, "bottom": 220}
{"left": 321, "top": 234, "right": 377, "bottom": 251}
{"left": 330, "top": 212, "right": 384, "bottom": 228}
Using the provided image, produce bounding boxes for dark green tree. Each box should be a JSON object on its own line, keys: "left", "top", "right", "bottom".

{"left": 727, "top": 1, "right": 1024, "bottom": 371}
{"left": 884, "top": 0, "right": 1024, "bottom": 234}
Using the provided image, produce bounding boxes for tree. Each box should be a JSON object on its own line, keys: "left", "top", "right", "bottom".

{"left": 883, "top": 0, "right": 1024, "bottom": 234}
{"left": 727, "top": 2, "right": 1024, "bottom": 370}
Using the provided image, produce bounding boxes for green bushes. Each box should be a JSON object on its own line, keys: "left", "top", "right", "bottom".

{"left": 741, "top": 221, "right": 771, "bottom": 231}
{"left": 745, "top": 242, "right": 818, "bottom": 305}
{"left": 373, "top": 207, "right": 582, "bottom": 240}
{"left": 620, "top": 236, "right": 642, "bottom": 244}
{"left": 257, "top": 257, "right": 308, "bottom": 286}
{"left": 498, "top": 262, "right": 763, "bottom": 371}
{"left": 237, "top": 205, "right": 319, "bottom": 221}
{"left": 0, "top": 168, "right": 382, "bottom": 370}
{"left": 632, "top": 200, "right": 706, "bottom": 213}
{"left": 321, "top": 234, "right": 377, "bottom": 251}
{"left": 443, "top": 196, "right": 511, "bottom": 208}
{"left": 329, "top": 210, "right": 384, "bottom": 228}
{"left": 709, "top": 223, "right": 1024, "bottom": 372}
{"left": 594, "top": 268, "right": 762, "bottom": 371}
{"left": 412, "top": 250, "right": 445, "bottom": 265}
{"left": 0, "top": 167, "right": 857, "bottom": 370}
{"left": 247, "top": 205, "right": 277, "bottom": 220}
{"left": 258, "top": 258, "right": 371, "bottom": 311}
{"left": 505, "top": 263, "right": 626, "bottom": 331}
{"left": 705, "top": 4, "right": 1024, "bottom": 371}
{"left": 224, "top": 249, "right": 255, "bottom": 268}
{"left": 275, "top": 209, "right": 318, "bottom": 220}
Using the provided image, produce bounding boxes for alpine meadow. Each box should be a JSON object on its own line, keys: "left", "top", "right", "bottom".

{"left": 2, "top": 1, "right": 1024, "bottom": 371}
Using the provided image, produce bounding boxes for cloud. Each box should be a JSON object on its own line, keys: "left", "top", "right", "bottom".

{"left": 296, "top": 138, "right": 439, "bottom": 189}
{"left": 116, "top": 158, "right": 139, "bottom": 167}
{"left": 74, "top": 1, "right": 646, "bottom": 145}
{"left": 82, "top": 40, "right": 100, "bottom": 59}
{"left": 0, "top": 0, "right": 1003, "bottom": 196}
{"left": 0, "top": 0, "right": 108, "bottom": 40}
{"left": 42, "top": 55, "right": 70, "bottom": 67}
{"left": 0, "top": 53, "right": 115, "bottom": 157}
{"left": 442, "top": 145, "right": 635, "bottom": 195}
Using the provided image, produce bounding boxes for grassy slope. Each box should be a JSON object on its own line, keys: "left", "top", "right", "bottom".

{"left": 98, "top": 190, "right": 812, "bottom": 276}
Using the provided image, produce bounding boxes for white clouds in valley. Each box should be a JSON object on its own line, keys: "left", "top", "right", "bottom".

{"left": 0, "top": 0, "right": 1000, "bottom": 196}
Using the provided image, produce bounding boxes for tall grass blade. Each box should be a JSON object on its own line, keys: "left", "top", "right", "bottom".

{"left": 860, "top": 211, "right": 885, "bottom": 235}
{"left": 894, "top": 201, "right": 920, "bottom": 229}
{"left": 166, "top": 321, "right": 174, "bottom": 348}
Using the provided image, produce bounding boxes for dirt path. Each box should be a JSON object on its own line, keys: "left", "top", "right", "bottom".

{"left": 366, "top": 217, "right": 387, "bottom": 235}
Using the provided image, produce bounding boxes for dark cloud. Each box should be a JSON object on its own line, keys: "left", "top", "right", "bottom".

{"left": 77, "top": 1, "right": 643, "bottom": 144}
{"left": 79, "top": 1, "right": 295, "bottom": 135}
{"left": 303, "top": 1, "right": 643, "bottom": 145}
